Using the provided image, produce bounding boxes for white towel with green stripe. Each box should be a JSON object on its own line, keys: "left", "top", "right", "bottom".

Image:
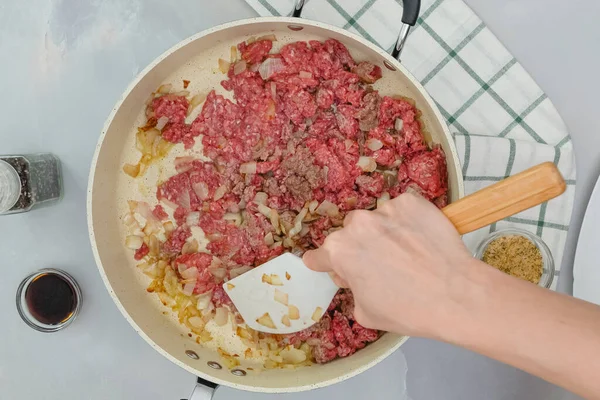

{"left": 244, "top": 0, "right": 576, "bottom": 289}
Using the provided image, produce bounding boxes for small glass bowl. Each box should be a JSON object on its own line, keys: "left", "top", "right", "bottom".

{"left": 474, "top": 228, "right": 555, "bottom": 289}
{"left": 16, "top": 269, "right": 82, "bottom": 333}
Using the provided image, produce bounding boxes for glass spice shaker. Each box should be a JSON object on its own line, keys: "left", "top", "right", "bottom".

{"left": 0, "top": 153, "right": 63, "bottom": 215}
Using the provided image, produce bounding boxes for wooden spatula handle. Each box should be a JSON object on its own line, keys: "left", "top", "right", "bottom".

{"left": 442, "top": 162, "right": 566, "bottom": 235}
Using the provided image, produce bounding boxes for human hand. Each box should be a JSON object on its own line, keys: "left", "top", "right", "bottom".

{"left": 303, "top": 193, "right": 478, "bottom": 338}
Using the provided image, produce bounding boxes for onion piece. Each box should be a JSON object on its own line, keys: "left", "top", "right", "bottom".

{"left": 158, "top": 292, "right": 177, "bottom": 308}
{"left": 214, "top": 307, "right": 229, "bottom": 326}
{"left": 157, "top": 83, "right": 172, "bottom": 94}
{"left": 223, "top": 212, "right": 242, "bottom": 226}
{"left": 155, "top": 116, "right": 169, "bottom": 131}
{"left": 209, "top": 266, "right": 227, "bottom": 280}
{"left": 230, "top": 266, "right": 252, "bottom": 278}
{"left": 299, "top": 70, "right": 313, "bottom": 79}
{"left": 262, "top": 273, "right": 283, "bottom": 286}
{"left": 226, "top": 283, "right": 235, "bottom": 290}
{"left": 174, "top": 156, "right": 195, "bottom": 173}
{"left": 264, "top": 232, "right": 274, "bottom": 246}
{"left": 395, "top": 118, "right": 404, "bottom": 132}
{"left": 214, "top": 185, "right": 227, "bottom": 201}
{"left": 182, "top": 282, "right": 196, "bottom": 296}
{"left": 288, "top": 208, "right": 308, "bottom": 237}
{"left": 288, "top": 305, "right": 300, "bottom": 320}
{"left": 188, "top": 93, "right": 207, "bottom": 116}
{"left": 181, "top": 266, "right": 199, "bottom": 280}
{"left": 281, "top": 347, "right": 307, "bottom": 364}
{"left": 172, "top": 90, "right": 190, "bottom": 97}
{"left": 179, "top": 190, "right": 191, "bottom": 210}
{"left": 258, "top": 57, "right": 286, "bottom": 80}
{"left": 256, "top": 313, "right": 276, "bottom": 329}
{"left": 286, "top": 272, "right": 291, "bottom": 280}
{"left": 125, "top": 235, "right": 144, "bottom": 250}
{"left": 311, "top": 306, "right": 324, "bottom": 322}
{"left": 192, "top": 182, "right": 209, "bottom": 200}
{"left": 274, "top": 289, "right": 288, "bottom": 306}
{"left": 186, "top": 211, "right": 200, "bottom": 227}
{"left": 308, "top": 200, "right": 319, "bottom": 214}
{"left": 281, "top": 315, "right": 291, "bottom": 327}
{"left": 240, "top": 162, "right": 257, "bottom": 174}
{"left": 188, "top": 316, "right": 205, "bottom": 330}
{"left": 233, "top": 60, "right": 247, "bottom": 75}
{"left": 256, "top": 34, "right": 277, "bottom": 42}
{"left": 230, "top": 46, "right": 238, "bottom": 63}
{"left": 123, "top": 163, "right": 140, "bottom": 178}
{"left": 377, "top": 192, "right": 391, "bottom": 208}
{"left": 366, "top": 138, "right": 384, "bottom": 151}
{"left": 357, "top": 156, "right": 377, "bottom": 172}
{"left": 315, "top": 200, "right": 340, "bottom": 217}
{"left": 218, "top": 58, "right": 231, "bottom": 74}
{"left": 177, "top": 262, "right": 189, "bottom": 275}
{"left": 196, "top": 291, "right": 213, "bottom": 310}
{"left": 254, "top": 192, "right": 268, "bottom": 205}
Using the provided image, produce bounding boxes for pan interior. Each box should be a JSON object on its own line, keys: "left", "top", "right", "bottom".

{"left": 89, "top": 18, "right": 462, "bottom": 393}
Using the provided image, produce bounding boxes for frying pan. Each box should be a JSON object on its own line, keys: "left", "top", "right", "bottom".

{"left": 87, "top": 0, "right": 464, "bottom": 396}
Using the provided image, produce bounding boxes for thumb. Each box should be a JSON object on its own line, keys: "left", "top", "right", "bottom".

{"left": 302, "top": 248, "right": 333, "bottom": 273}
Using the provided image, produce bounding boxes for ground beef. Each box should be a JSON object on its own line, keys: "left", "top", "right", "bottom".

{"left": 132, "top": 38, "right": 448, "bottom": 365}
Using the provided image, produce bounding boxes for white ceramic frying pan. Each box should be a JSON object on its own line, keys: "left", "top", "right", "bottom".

{"left": 87, "top": 0, "right": 464, "bottom": 396}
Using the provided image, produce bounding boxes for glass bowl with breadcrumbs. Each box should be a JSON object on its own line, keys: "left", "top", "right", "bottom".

{"left": 474, "top": 228, "right": 555, "bottom": 289}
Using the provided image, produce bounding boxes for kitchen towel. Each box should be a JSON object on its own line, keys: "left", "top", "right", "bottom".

{"left": 244, "top": 0, "right": 577, "bottom": 290}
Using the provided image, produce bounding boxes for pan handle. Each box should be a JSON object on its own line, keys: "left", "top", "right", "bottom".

{"left": 291, "top": 0, "right": 421, "bottom": 62}
{"left": 181, "top": 378, "right": 218, "bottom": 400}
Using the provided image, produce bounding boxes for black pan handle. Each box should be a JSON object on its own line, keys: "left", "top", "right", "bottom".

{"left": 291, "top": 0, "right": 421, "bottom": 63}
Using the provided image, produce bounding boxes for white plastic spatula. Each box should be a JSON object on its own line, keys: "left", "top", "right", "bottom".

{"left": 224, "top": 162, "right": 566, "bottom": 334}
{"left": 223, "top": 253, "right": 339, "bottom": 335}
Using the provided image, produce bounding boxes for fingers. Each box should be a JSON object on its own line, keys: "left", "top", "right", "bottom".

{"left": 329, "top": 272, "right": 349, "bottom": 288}
{"left": 303, "top": 248, "right": 333, "bottom": 273}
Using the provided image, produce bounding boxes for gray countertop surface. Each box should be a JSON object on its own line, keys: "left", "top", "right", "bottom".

{"left": 1, "top": 0, "right": 598, "bottom": 399}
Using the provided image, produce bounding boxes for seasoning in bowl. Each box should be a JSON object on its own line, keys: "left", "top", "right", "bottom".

{"left": 482, "top": 235, "right": 543, "bottom": 284}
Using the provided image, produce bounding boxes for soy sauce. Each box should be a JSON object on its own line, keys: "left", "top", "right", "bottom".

{"left": 24, "top": 273, "right": 77, "bottom": 325}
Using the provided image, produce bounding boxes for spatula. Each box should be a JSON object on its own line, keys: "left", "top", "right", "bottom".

{"left": 224, "top": 162, "right": 566, "bottom": 334}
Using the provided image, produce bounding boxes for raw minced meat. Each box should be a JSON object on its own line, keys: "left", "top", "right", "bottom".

{"left": 127, "top": 37, "right": 448, "bottom": 365}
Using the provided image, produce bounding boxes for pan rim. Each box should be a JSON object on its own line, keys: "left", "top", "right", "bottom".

{"left": 87, "top": 16, "right": 462, "bottom": 393}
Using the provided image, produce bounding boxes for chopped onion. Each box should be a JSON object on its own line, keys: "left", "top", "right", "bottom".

{"left": 246, "top": 36, "right": 257, "bottom": 44}
{"left": 230, "top": 46, "right": 238, "bottom": 63}
{"left": 196, "top": 291, "right": 213, "bottom": 310}
{"left": 177, "top": 262, "right": 189, "bottom": 275}
{"left": 182, "top": 282, "right": 195, "bottom": 296}
{"left": 230, "top": 266, "right": 252, "bottom": 278}
{"left": 281, "top": 315, "right": 291, "bottom": 327}
{"left": 288, "top": 208, "right": 308, "bottom": 237}
{"left": 188, "top": 93, "right": 207, "bottom": 115}
{"left": 256, "top": 312, "right": 276, "bottom": 329}
{"left": 377, "top": 192, "right": 391, "bottom": 208}
{"left": 281, "top": 347, "right": 307, "bottom": 364}
{"left": 395, "top": 118, "right": 404, "bottom": 132}
{"left": 240, "top": 161, "right": 257, "bottom": 174}
{"left": 262, "top": 273, "right": 283, "bottom": 286}
{"left": 285, "top": 271, "right": 291, "bottom": 280}
{"left": 226, "top": 283, "right": 235, "bottom": 290}
{"left": 157, "top": 83, "right": 172, "bottom": 94}
{"left": 308, "top": 200, "right": 319, "bottom": 214}
{"left": 186, "top": 211, "right": 200, "bottom": 227}
{"left": 158, "top": 292, "right": 177, "bottom": 308}
{"left": 181, "top": 266, "right": 199, "bottom": 280}
{"left": 209, "top": 266, "right": 227, "bottom": 280}
{"left": 155, "top": 116, "right": 169, "bottom": 131}
{"left": 148, "top": 235, "right": 160, "bottom": 256}
{"left": 299, "top": 71, "right": 313, "bottom": 79}
{"left": 214, "top": 185, "right": 227, "bottom": 201}
{"left": 288, "top": 305, "right": 300, "bottom": 320}
{"left": 174, "top": 156, "right": 195, "bottom": 173}
{"left": 315, "top": 200, "right": 340, "bottom": 217}
{"left": 344, "top": 139, "right": 354, "bottom": 151}
{"left": 256, "top": 34, "right": 277, "bottom": 42}
{"left": 233, "top": 60, "right": 247, "bottom": 75}
{"left": 269, "top": 353, "right": 283, "bottom": 363}
{"left": 188, "top": 316, "right": 205, "bottom": 329}
{"left": 192, "top": 182, "right": 209, "bottom": 200}
{"left": 258, "top": 57, "right": 286, "bottom": 80}
{"left": 179, "top": 190, "right": 191, "bottom": 210}
{"left": 214, "top": 307, "right": 229, "bottom": 326}
{"left": 218, "top": 58, "right": 231, "bottom": 74}
{"left": 160, "top": 197, "right": 179, "bottom": 210}
{"left": 274, "top": 289, "right": 288, "bottom": 306}
{"left": 254, "top": 192, "right": 268, "bottom": 205}
{"left": 172, "top": 90, "right": 190, "bottom": 97}
{"left": 383, "top": 170, "right": 398, "bottom": 187}
{"left": 123, "top": 163, "right": 140, "bottom": 178}
{"left": 264, "top": 232, "right": 274, "bottom": 246}
{"left": 357, "top": 156, "right": 377, "bottom": 172}
{"left": 311, "top": 306, "right": 324, "bottom": 322}
{"left": 366, "top": 138, "right": 384, "bottom": 151}
{"left": 125, "top": 235, "right": 144, "bottom": 250}
{"left": 223, "top": 212, "right": 242, "bottom": 226}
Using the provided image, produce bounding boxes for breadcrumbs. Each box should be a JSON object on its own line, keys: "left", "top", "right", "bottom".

{"left": 482, "top": 235, "right": 543, "bottom": 284}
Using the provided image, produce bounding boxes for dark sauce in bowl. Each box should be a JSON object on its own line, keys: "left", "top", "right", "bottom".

{"left": 24, "top": 273, "right": 77, "bottom": 325}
